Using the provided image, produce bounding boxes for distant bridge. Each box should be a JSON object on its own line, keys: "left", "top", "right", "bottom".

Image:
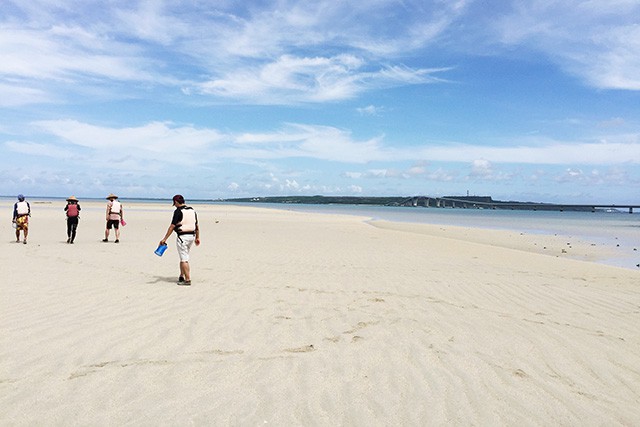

{"left": 399, "top": 197, "right": 640, "bottom": 214}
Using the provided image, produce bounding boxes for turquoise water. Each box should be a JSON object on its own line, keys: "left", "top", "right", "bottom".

{"left": 235, "top": 203, "right": 640, "bottom": 270}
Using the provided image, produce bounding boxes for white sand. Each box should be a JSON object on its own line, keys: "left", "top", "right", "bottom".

{"left": 1, "top": 200, "right": 639, "bottom": 425}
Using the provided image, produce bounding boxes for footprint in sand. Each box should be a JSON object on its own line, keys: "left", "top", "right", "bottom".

{"left": 513, "top": 369, "right": 528, "bottom": 378}
{"left": 199, "top": 349, "right": 244, "bottom": 356}
{"left": 283, "top": 344, "right": 315, "bottom": 353}
{"left": 343, "top": 321, "right": 377, "bottom": 334}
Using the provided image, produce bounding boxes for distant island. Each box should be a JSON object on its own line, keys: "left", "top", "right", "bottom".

{"left": 222, "top": 195, "right": 637, "bottom": 213}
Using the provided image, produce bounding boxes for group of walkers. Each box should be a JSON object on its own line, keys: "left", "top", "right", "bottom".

{"left": 11, "top": 193, "right": 201, "bottom": 286}
{"left": 11, "top": 193, "right": 124, "bottom": 245}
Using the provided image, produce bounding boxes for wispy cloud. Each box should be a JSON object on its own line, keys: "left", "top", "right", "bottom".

{"left": 493, "top": 0, "right": 640, "bottom": 90}
{"left": 555, "top": 166, "right": 638, "bottom": 186}
{"left": 0, "top": 0, "right": 459, "bottom": 106}
{"left": 415, "top": 140, "right": 640, "bottom": 165}
{"left": 5, "top": 140, "right": 75, "bottom": 159}
{"left": 33, "top": 120, "right": 223, "bottom": 151}
{"left": 196, "top": 55, "right": 448, "bottom": 103}
{"left": 10, "top": 120, "right": 639, "bottom": 167}
{"left": 11, "top": 120, "right": 226, "bottom": 172}
{"left": 231, "top": 123, "right": 388, "bottom": 162}
{"left": 357, "top": 105, "right": 384, "bottom": 116}
{"left": 0, "top": 83, "right": 50, "bottom": 106}
{"left": 1, "top": 1, "right": 639, "bottom": 201}
{"left": 2, "top": 0, "right": 639, "bottom": 109}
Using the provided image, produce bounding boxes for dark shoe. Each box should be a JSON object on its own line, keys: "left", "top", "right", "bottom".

{"left": 67, "top": 238, "right": 71, "bottom": 243}
{"left": 178, "top": 275, "right": 185, "bottom": 283}
{"left": 114, "top": 239, "right": 119, "bottom": 243}
{"left": 102, "top": 239, "right": 108, "bottom": 242}
{"left": 177, "top": 280, "right": 191, "bottom": 286}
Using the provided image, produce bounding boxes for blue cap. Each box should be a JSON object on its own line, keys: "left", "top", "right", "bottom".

{"left": 17, "top": 194, "right": 25, "bottom": 201}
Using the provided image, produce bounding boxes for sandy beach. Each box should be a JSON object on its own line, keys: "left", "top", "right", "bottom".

{"left": 1, "top": 199, "right": 639, "bottom": 425}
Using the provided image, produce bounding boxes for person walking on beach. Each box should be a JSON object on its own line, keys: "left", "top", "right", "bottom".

{"left": 159, "top": 195, "right": 200, "bottom": 286}
{"left": 64, "top": 196, "right": 81, "bottom": 244}
{"left": 12, "top": 194, "right": 30, "bottom": 244}
{"left": 103, "top": 193, "right": 124, "bottom": 243}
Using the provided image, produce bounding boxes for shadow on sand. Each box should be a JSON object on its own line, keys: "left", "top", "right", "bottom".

{"left": 147, "top": 276, "right": 180, "bottom": 285}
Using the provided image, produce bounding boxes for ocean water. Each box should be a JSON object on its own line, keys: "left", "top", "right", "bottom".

{"left": 233, "top": 203, "right": 640, "bottom": 270}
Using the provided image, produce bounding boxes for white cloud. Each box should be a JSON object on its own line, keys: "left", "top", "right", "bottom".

{"left": 467, "top": 159, "right": 515, "bottom": 182}
{"left": 470, "top": 159, "right": 493, "bottom": 177}
{"left": 5, "top": 140, "right": 76, "bottom": 159}
{"left": 0, "top": 83, "right": 51, "bottom": 106}
{"left": 197, "top": 55, "right": 446, "bottom": 103}
{"left": 293, "top": 125, "right": 385, "bottom": 162}
{"left": 367, "top": 169, "right": 391, "bottom": 178}
{"left": 407, "top": 166, "right": 426, "bottom": 176}
{"left": 427, "top": 168, "right": 457, "bottom": 182}
{"left": 357, "top": 105, "right": 384, "bottom": 116}
{"left": 197, "top": 54, "right": 366, "bottom": 102}
{"left": 233, "top": 126, "right": 640, "bottom": 166}
{"left": 212, "top": 0, "right": 467, "bottom": 58}
{"left": 230, "top": 123, "right": 388, "bottom": 163}
{"left": 3, "top": 0, "right": 639, "bottom": 110}
{"left": 284, "top": 179, "right": 300, "bottom": 190}
{"left": 33, "top": 120, "right": 224, "bottom": 154}
{"left": 555, "top": 165, "right": 638, "bottom": 185}
{"left": 494, "top": 1, "right": 640, "bottom": 90}
{"left": 412, "top": 138, "right": 640, "bottom": 165}
{"left": 343, "top": 166, "right": 423, "bottom": 180}
{"left": 343, "top": 172, "right": 363, "bottom": 179}
{"left": 10, "top": 120, "right": 640, "bottom": 169}
{"left": 0, "top": 0, "right": 460, "bottom": 106}
{"left": 0, "top": 27, "right": 159, "bottom": 82}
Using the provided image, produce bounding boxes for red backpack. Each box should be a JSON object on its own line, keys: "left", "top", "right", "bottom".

{"left": 67, "top": 204, "right": 79, "bottom": 217}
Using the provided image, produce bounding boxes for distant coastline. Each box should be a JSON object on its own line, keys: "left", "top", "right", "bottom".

{"left": 222, "top": 195, "right": 638, "bottom": 213}
{"left": 3, "top": 194, "right": 637, "bottom": 213}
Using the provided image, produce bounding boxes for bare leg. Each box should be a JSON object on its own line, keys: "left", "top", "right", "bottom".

{"left": 180, "top": 261, "right": 191, "bottom": 281}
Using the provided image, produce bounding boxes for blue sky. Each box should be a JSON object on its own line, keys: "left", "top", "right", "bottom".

{"left": 1, "top": 0, "right": 639, "bottom": 203}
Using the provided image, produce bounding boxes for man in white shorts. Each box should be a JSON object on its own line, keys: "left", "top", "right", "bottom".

{"left": 159, "top": 195, "right": 200, "bottom": 285}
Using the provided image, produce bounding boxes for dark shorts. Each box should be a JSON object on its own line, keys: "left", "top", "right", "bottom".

{"left": 107, "top": 219, "right": 120, "bottom": 229}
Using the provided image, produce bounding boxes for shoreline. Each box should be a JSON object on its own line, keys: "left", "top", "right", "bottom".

{"left": 226, "top": 202, "right": 640, "bottom": 270}
{"left": 3, "top": 198, "right": 639, "bottom": 270}
{"left": 250, "top": 203, "right": 640, "bottom": 270}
